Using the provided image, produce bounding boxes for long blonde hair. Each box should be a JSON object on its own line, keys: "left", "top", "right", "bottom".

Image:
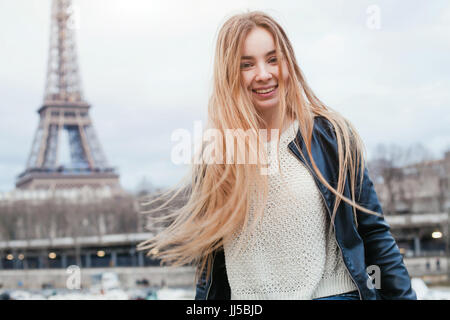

{"left": 137, "top": 10, "right": 381, "bottom": 286}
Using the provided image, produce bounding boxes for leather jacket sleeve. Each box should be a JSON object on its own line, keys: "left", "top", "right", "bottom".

{"left": 355, "top": 165, "right": 417, "bottom": 300}
{"left": 194, "top": 260, "right": 209, "bottom": 300}
{"left": 194, "top": 248, "right": 230, "bottom": 300}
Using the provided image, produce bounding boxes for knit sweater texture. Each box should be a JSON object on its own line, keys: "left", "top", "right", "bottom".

{"left": 223, "top": 119, "right": 358, "bottom": 300}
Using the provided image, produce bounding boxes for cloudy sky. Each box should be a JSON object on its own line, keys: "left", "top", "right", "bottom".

{"left": 0, "top": 0, "right": 449, "bottom": 193}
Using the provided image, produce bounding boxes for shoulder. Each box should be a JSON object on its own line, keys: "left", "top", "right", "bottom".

{"left": 312, "top": 115, "right": 338, "bottom": 143}
{"left": 311, "top": 114, "right": 361, "bottom": 163}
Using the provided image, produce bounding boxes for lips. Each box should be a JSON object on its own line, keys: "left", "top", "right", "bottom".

{"left": 252, "top": 84, "right": 278, "bottom": 93}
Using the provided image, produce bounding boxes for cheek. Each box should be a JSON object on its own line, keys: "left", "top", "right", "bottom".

{"left": 280, "top": 62, "right": 289, "bottom": 82}
{"left": 240, "top": 73, "right": 252, "bottom": 89}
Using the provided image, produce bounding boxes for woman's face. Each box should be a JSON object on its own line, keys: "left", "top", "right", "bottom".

{"left": 240, "top": 27, "right": 289, "bottom": 114}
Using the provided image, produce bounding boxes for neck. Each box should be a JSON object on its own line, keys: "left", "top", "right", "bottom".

{"left": 258, "top": 109, "right": 294, "bottom": 142}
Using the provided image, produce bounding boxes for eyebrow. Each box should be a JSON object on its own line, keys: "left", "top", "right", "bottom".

{"left": 241, "top": 49, "right": 276, "bottom": 60}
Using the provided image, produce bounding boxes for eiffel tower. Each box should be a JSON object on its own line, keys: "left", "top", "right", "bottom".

{"left": 16, "top": 0, "right": 120, "bottom": 190}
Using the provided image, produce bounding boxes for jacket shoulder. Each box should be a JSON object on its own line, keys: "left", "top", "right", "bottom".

{"left": 313, "top": 115, "right": 337, "bottom": 140}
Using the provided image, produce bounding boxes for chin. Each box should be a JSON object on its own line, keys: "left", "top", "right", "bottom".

{"left": 254, "top": 100, "right": 279, "bottom": 112}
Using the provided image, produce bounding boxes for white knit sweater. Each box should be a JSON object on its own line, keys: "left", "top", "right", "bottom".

{"left": 223, "top": 119, "right": 358, "bottom": 300}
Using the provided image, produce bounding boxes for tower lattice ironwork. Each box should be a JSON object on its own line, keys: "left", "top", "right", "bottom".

{"left": 16, "top": 0, "right": 120, "bottom": 190}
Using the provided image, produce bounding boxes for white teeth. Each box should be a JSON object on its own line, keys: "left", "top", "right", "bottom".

{"left": 254, "top": 86, "right": 276, "bottom": 94}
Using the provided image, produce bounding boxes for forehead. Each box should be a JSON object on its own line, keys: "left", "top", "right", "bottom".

{"left": 241, "top": 27, "right": 275, "bottom": 57}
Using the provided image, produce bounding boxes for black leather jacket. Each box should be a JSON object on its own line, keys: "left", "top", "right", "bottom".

{"left": 195, "top": 116, "right": 417, "bottom": 300}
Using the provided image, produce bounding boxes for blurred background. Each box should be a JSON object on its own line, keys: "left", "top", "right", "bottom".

{"left": 0, "top": 0, "right": 449, "bottom": 300}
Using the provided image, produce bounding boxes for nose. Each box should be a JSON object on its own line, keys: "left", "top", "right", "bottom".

{"left": 255, "top": 63, "right": 272, "bottom": 82}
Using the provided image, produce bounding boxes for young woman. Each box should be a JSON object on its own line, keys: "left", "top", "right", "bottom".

{"left": 137, "top": 10, "right": 417, "bottom": 300}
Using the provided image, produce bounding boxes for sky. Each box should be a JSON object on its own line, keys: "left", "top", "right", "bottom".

{"left": 0, "top": 0, "right": 449, "bottom": 194}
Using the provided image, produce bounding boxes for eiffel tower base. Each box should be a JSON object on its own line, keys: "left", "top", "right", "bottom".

{"left": 16, "top": 170, "right": 121, "bottom": 191}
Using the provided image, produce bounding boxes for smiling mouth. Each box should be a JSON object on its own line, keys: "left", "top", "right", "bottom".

{"left": 252, "top": 85, "right": 278, "bottom": 94}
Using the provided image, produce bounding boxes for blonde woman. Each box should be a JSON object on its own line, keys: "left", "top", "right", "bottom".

{"left": 138, "top": 10, "right": 416, "bottom": 300}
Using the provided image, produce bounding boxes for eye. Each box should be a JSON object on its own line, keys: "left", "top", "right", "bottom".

{"left": 240, "top": 62, "right": 252, "bottom": 69}
{"left": 269, "top": 57, "right": 277, "bottom": 63}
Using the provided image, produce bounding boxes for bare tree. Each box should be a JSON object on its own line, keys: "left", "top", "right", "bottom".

{"left": 369, "top": 143, "right": 434, "bottom": 214}
{"left": 437, "top": 149, "right": 450, "bottom": 212}
{"left": 0, "top": 192, "right": 143, "bottom": 241}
